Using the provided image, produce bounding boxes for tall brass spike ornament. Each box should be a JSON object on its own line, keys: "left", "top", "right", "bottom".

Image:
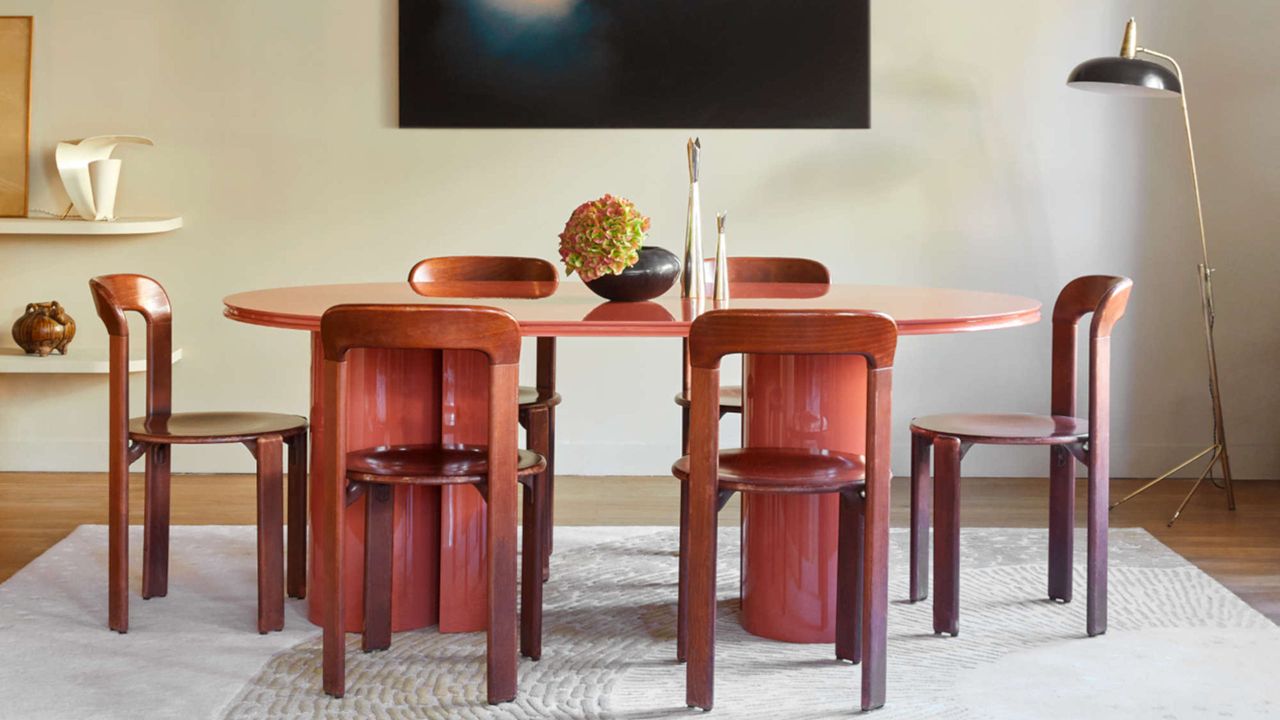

{"left": 681, "top": 138, "right": 704, "bottom": 301}
{"left": 713, "top": 212, "right": 729, "bottom": 302}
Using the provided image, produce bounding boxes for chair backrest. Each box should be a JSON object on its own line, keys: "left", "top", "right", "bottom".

{"left": 687, "top": 310, "right": 896, "bottom": 371}
{"left": 407, "top": 256, "right": 559, "bottom": 299}
{"left": 1049, "top": 275, "right": 1134, "bottom": 446}
{"left": 702, "top": 256, "right": 831, "bottom": 285}
{"left": 685, "top": 309, "right": 898, "bottom": 498}
{"left": 320, "top": 302, "right": 523, "bottom": 482}
{"left": 321, "top": 304, "right": 521, "bottom": 365}
{"left": 88, "top": 274, "right": 173, "bottom": 420}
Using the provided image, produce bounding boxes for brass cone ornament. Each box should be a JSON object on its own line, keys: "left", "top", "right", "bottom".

{"left": 1119, "top": 17, "right": 1137, "bottom": 59}
{"left": 681, "top": 138, "right": 704, "bottom": 301}
{"left": 713, "top": 212, "right": 729, "bottom": 302}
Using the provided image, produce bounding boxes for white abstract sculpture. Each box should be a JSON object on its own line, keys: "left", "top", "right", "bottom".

{"left": 88, "top": 159, "right": 122, "bottom": 221}
{"left": 55, "top": 135, "right": 152, "bottom": 220}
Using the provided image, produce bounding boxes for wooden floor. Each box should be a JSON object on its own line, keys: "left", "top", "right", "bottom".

{"left": 1, "top": 472, "right": 1277, "bottom": 622}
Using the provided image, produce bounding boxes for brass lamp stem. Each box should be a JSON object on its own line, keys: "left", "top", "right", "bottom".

{"left": 1138, "top": 48, "right": 1209, "bottom": 269}
{"left": 1108, "top": 47, "right": 1236, "bottom": 524}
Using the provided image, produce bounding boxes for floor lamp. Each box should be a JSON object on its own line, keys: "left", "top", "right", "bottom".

{"left": 1066, "top": 18, "right": 1235, "bottom": 525}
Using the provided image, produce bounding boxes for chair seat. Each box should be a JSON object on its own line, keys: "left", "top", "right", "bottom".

{"left": 911, "top": 413, "right": 1088, "bottom": 445}
{"left": 672, "top": 447, "right": 865, "bottom": 494}
{"left": 673, "top": 386, "right": 743, "bottom": 413}
{"left": 128, "top": 412, "right": 307, "bottom": 444}
{"left": 519, "top": 386, "right": 561, "bottom": 409}
{"left": 347, "top": 444, "right": 546, "bottom": 485}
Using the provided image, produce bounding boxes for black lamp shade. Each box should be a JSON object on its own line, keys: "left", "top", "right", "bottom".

{"left": 1067, "top": 56, "right": 1181, "bottom": 97}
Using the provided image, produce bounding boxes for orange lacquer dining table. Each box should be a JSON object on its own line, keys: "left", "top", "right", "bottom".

{"left": 223, "top": 281, "right": 1040, "bottom": 642}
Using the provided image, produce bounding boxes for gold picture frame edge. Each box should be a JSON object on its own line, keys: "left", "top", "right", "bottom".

{"left": 0, "top": 15, "right": 33, "bottom": 219}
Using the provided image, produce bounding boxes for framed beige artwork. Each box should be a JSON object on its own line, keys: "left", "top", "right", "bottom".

{"left": 0, "top": 16, "right": 32, "bottom": 218}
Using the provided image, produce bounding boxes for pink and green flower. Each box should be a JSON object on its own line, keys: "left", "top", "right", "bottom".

{"left": 558, "top": 194, "right": 651, "bottom": 282}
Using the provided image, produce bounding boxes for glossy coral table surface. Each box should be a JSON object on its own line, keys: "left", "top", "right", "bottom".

{"left": 224, "top": 282, "right": 1040, "bottom": 335}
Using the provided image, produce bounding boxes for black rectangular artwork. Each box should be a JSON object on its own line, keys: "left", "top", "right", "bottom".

{"left": 399, "top": 0, "right": 870, "bottom": 128}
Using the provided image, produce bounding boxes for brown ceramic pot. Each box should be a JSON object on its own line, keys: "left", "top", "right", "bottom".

{"left": 12, "top": 301, "right": 76, "bottom": 356}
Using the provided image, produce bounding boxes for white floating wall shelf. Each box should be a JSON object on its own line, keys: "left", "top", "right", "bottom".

{"left": 0, "top": 347, "right": 183, "bottom": 374}
{"left": 0, "top": 216, "right": 182, "bottom": 236}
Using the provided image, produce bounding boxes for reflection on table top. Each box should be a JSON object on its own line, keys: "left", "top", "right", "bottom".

{"left": 223, "top": 281, "right": 1041, "bottom": 337}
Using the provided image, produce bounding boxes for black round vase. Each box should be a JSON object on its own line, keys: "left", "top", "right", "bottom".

{"left": 583, "top": 246, "right": 681, "bottom": 302}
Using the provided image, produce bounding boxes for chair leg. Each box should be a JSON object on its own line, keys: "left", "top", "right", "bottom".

{"left": 835, "top": 488, "right": 864, "bottom": 663}
{"left": 676, "top": 480, "right": 689, "bottom": 662}
{"left": 363, "top": 484, "right": 393, "bottom": 652}
{"left": 544, "top": 406, "right": 555, "bottom": 573}
{"left": 932, "top": 435, "right": 962, "bottom": 636}
{"left": 486, "top": 461, "right": 519, "bottom": 704}
{"left": 861, "top": 433, "right": 892, "bottom": 713}
{"left": 142, "top": 443, "right": 172, "bottom": 600}
{"left": 520, "top": 475, "right": 546, "bottom": 660}
{"left": 680, "top": 406, "right": 690, "bottom": 456}
{"left": 535, "top": 337, "right": 558, "bottom": 573}
{"left": 322, "top": 474, "right": 346, "bottom": 698}
{"left": 1087, "top": 450, "right": 1109, "bottom": 637}
{"left": 909, "top": 432, "right": 931, "bottom": 603}
{"left": 255, "top": 435, "right": 285, "bottom": 634}
{"left": 108, "top": 442, "right": 132, "bottom": 633}
{"left": 685, "top": 480, "right": 717, "bottom": 710}
{"left": 526, "top": 406, "right": 553, "bottom": 583}
{"left": 1048, "top": 444, "right": 1076, "bottom": 603}
{"left": 286, "top": 432, "right": 308, "bottom": 600}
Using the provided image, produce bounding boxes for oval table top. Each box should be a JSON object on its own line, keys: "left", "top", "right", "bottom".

{"left": 223, "top": 282, "right": 1041, "bottom": 337}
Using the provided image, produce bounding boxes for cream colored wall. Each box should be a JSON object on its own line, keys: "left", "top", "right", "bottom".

{"left": 1, "top": 0, "right": 1276, "bottom": 479}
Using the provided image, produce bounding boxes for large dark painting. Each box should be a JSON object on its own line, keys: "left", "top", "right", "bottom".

{"left": 399, "top": 1, "right": 869, "bottom": 128}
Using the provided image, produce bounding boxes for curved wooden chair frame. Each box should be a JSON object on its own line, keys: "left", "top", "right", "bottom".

{"left": 88, "top": 274, "right": 307, "bottom": 635}
{"left": 908, "top": 275, "right": 1134, "bottom": 638}
{"left": 319, "top": 303, "right": 546, "bottom": 705}
{"left": 678, "top": 309, "right": 897, "bottom": 712}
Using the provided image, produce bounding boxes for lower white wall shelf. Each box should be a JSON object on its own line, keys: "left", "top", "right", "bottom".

{"left": 0, "top": 216, "right": 183, "bottom": 236}
{"left": 0, "top": 347, "right": 183, "bottom": 374}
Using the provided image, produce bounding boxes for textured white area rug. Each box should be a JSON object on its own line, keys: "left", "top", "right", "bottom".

{"left": 1, "top": 526, "right": 1277, "bottom": 719}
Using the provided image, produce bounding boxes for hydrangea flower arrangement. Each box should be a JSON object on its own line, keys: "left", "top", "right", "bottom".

{"left": 558, "top": 194, "right": 652, "bottom": 282}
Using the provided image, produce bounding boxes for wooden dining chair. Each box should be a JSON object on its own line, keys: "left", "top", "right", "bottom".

{"left": 907, "top": 275, "right": 1133, "bottom": 638}
{"left": 674, "top": 257, "right": 831, "bottom": 452}
{"left": 673, "top": 309, "right": 897, "bottom": 712}
{"left": 319, "top": 304, "right": 548, "bottom": 705}
{"left": 409, "top": 256, "right": 560, "bottom": 579}
{"left": 88, "top": 274, "right": 308, "bottom": 635}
